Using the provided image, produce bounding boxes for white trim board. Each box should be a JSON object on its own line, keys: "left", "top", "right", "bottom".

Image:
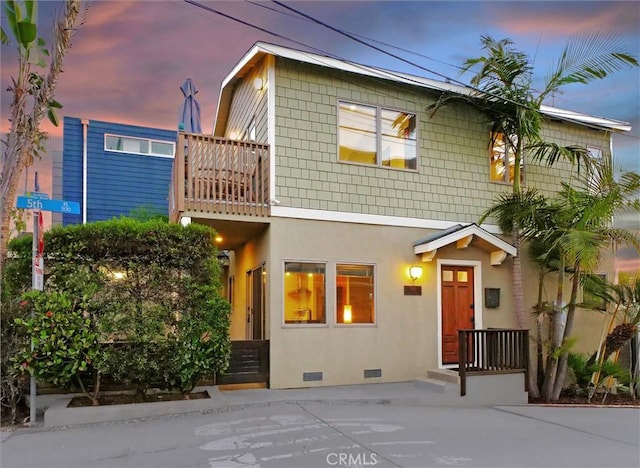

{"left": 270, "top": 205, "right": 503, "bottom": 234}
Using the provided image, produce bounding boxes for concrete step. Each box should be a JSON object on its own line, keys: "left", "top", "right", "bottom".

{"left": 414, "top": 378, "right": 449, "bottom": 393}
{"left": 427, "top": 368, "right": 460, "bottom": 384}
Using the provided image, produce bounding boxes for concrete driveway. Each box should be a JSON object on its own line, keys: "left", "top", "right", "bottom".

{"left": 1, "top": 398, "right": 638, "bottom": 468}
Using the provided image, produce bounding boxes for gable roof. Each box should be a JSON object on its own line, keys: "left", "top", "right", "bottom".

{"left": 413, "top": 223, "right": 517, "bottom": 265}
{"left": 214, "top": 41, "right": 632, "bottom": 136}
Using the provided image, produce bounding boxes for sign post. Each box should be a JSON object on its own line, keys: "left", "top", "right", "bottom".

{"left": 18, "top": 177, "right": 80, "bottom": 426}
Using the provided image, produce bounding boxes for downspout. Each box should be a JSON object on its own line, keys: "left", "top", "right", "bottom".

{"left": 82, "top": 118, "right": 89, "bottom": 224}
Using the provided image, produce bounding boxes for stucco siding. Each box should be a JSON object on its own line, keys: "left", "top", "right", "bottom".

{"left": 266, "top": 217, "right": 518, "bottom": 389}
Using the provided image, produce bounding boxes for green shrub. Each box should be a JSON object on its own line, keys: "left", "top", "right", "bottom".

{"left": 567, "top": 351, "right": 631, "bottom": 394}
{"left": 1, "top": 297, "right": 30, "bottom": 424}
{"left": 13, "top": 291, "right": 101, "bottom": 405}
{"left": 4, "top": 218, "right": 231, "bottom": 401}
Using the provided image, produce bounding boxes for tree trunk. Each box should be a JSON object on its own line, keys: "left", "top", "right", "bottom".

{"left": 512, "top": 229, "right": 526, "bottom": 329}
{"left": 542, "top": 258, "right": 565, "bottom": 400}
{"left": 0, "top": 0, "right": 82, "bottom": 298}
{"left": 552, "top": 264, "right": 581, "bottom": 400}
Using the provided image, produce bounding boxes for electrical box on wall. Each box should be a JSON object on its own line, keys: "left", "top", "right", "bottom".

{"left": 485, "top": 288, "right": 500, "bottom": 308}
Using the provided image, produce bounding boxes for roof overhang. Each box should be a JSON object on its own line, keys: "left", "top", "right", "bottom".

{"left": 214, "top": 42, "right": 631, "bottom": 136}
{"left": 413, "top": 224, "right": 517, "bottom": 265}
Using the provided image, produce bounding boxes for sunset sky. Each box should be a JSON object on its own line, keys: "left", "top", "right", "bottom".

{"left": 1, "top": 0, "right": 639, "bottom": 266}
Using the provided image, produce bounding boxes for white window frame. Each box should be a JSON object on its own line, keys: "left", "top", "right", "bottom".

{"left": 334, "top": 262, "right": 377, "bottom": 327}
{"left": 104, "top": 134, "right": 175, "bottom": 159}
{"left": 337, "top": 100, "right": 418, "bottom": 171}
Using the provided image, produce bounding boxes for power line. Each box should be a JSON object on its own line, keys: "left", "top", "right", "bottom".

{"left": 244, "top": 0, "right": 466, "bottom": 74}
{"left": 182, "top": 0, "right": 633, "bottom": 137}
{"left": 269, "top": 1, "right": 635, "bottom": 137}
{"left": 271, "top": 1, "right": 472, "bottom": 90}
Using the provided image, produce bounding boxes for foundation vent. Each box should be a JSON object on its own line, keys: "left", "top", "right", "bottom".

{"left": 303, "top": 372, "right": 323, "bottom": 382}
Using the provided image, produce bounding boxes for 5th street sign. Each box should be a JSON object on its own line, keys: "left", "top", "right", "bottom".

{"left": 17, "top": 195, "right": 80, "bottom": 214}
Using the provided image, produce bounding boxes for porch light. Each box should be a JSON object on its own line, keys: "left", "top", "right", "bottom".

{"left": 214, "top": 235, "right": 223, "bottom": 243}
{"left": 229, "top": 131, "right": 239, "bottom": 140}
{"left": 254, "top": 77, "right": 264, "bottom": 91}
{"left": 409, "top": 265, "right": 423, "bottom": 281}
{"left": 343, "top": 304, "right": 353, "bottom": 323}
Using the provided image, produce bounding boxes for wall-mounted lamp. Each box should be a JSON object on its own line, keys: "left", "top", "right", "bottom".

{"left": 409, "top": 265, "right": 423, "bottom": 282}
{"left": 254, "top": 77, "right": 264, "bottom": 91}
{"left": 343, "top": 304, "right": 353, "bottom": 323}
{"left": 228, "top": 131, "right": 239, "bottom": 140}
{"left": 217, "top": 250, "right": 230, "bottom": 267}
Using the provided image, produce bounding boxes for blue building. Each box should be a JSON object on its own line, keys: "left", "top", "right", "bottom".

{"left": 60, "top": 117, "right": 177, "bottom": 225}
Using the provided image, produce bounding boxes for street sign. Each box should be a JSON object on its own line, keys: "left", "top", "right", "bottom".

{"left": 24, "top": 191, "right": 50, "bottom": 200}
{"left": 17, "top": 196, "right": 80, "bottom": 214}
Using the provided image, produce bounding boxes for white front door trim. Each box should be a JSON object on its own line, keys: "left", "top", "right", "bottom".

{"left": 436, "top": 259, "right": 483, "bottom": 369}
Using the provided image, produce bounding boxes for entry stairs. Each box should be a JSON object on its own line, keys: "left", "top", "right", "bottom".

{"left": 415, "top": 369, "right": 528, "bottom": 406}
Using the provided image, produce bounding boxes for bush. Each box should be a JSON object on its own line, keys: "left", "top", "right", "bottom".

{"left": 5, "top": 218, "right": 231, "bottom": 400}
{"left": 13, "top": 291, "right": 101, "bottom": 405}
{"left": 567, "top": 351, "right": 631, "bottom": 396}
{"left": 1, "top": 297, "right": 29, "bottom": 424}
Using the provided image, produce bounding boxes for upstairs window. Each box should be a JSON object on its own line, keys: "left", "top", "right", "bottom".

{"left": 105, "top": 134, "right": 175, "bottom": 158}
{"left": 490, "top": 132, "right": 523, "bottom": 184}
{"left": 338, "top": 101, "right": 417, "bottom": 170}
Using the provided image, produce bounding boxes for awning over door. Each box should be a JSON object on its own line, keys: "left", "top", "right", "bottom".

{"left": 413, "top": 223, "right": 517, "bottom": 265}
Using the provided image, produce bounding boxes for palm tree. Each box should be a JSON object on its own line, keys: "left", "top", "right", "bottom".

{"left": 539, "top": 156, "right": 639, "bottom": 400}
{"left": 480, "top": 188, "right": 558, "bottom": 397}
{"left": 428, "top": 33, "right": 638, "bottom": 330}
{"left": 0, "top": 1, "right": 84, "bottom": 299}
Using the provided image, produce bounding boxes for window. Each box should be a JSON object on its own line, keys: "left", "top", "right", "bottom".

{"left": 339, "top": 101, "right": 416, "bottom": 170}
{"left": 490, "top": 132, "right": 523, "bottom": 184}
{"left": 284, "top": 262, "right": 326, "bottom": 324}
{"left": 586, "top": 146, "right": 604, "bottom": 192}
{"left": 105, "top": 134, "right": 175, "bottom": 158}
{"left": 247, "top": 117, "right": 256, "bottom": 142}
{"left": 587, "top": 146, "right": 603, "bottom": 161}
{"left": 336, "top": 264, "right": 375, "bottom": 324}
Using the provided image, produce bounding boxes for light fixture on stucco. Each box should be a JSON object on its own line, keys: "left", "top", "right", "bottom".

{"left": 409, "top": 265, "right": 423, "bottom": 282}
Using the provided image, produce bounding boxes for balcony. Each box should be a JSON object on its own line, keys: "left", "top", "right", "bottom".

{"left": 170, "top": 133, "right": 270, "bottom": 222}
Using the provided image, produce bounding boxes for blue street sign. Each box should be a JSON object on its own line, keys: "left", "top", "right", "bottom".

{"left": 23, "top": 191, "right": 50, "bottom": 200}
{"left": 17, "top": 196, "right": 80, "bottom": 214}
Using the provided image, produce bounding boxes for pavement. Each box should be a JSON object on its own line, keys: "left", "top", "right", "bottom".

{"left": 1, "top": 381, "right": 639, "bottom": 468}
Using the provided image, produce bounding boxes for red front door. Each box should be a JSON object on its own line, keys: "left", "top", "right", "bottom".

{"left": 441, "top": 266, "right": 474, "bottom": 364}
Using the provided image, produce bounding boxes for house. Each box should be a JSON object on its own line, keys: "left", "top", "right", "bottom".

{"left": 170, "top": 42, "right": 629, "bottom": 391}
{"left": 59, "top": 117, "right": 177, "bottom": 225}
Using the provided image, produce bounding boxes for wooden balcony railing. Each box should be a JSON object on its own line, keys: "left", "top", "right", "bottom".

{"left": 458, "top": 329, "right": 529, "bottom": 396}
{"left": 170, "top": 133, "right": 270, "bottom": 221}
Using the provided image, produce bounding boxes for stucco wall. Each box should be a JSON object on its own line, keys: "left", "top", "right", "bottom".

{"left": 227, "top": 227, "right": 270, "bottom": 341}
{"left": 266, "top": 217, "right": 518, "bottom": 389}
